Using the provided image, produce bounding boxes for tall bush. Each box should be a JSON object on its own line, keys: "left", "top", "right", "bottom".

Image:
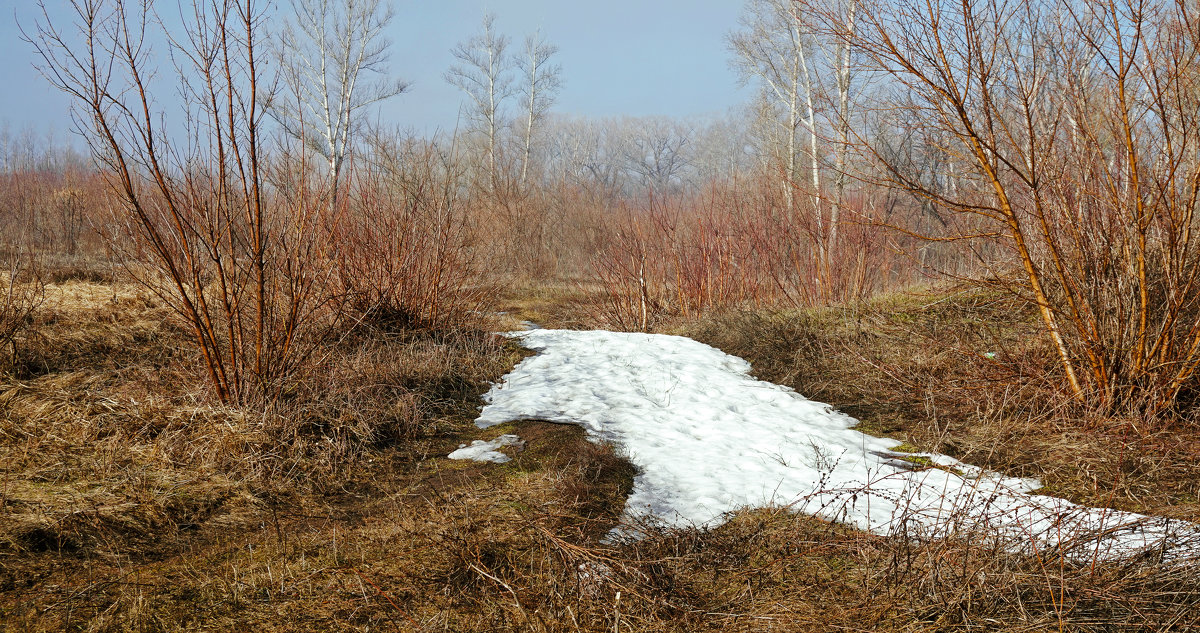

{"left": 336, "top": 135, "right": 485, "bottom": 330}
{"left": 816, "top": 0, "right": 1200, "bottom": 412}
{"left": 31, "top": 0, "right": 339, "bottom": 405}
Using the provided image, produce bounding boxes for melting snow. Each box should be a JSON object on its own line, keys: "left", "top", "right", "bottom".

{"left": 475, "top": 329, "right": 1200, "bottom": 560}
{"left": 449, "top": 434, "right": 524, "bottom": 464}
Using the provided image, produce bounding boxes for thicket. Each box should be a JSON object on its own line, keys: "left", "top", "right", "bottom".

{"left": 806, "top": 0, "right": 1200, "bottom": 414}
{"left": 8, "top": 0, "right": 1200, "bottom": 418}
{"left": 22, "top": 0, "right": 487, "bottom": 406}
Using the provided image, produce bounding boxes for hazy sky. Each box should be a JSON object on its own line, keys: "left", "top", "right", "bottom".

{"left": 0, "top": 0, "right": 752, "bottom": 141}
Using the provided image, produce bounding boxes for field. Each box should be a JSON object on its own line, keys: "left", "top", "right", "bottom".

{"left": 0, "top": 267, "right": 1196, "bottom": 632}
{"left": 5, "top": 0, "right": 1200, "bottom": 628}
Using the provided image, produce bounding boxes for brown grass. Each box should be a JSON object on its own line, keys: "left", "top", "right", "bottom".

{"left": 0, "top": 277, "right": 515, "bottom": 607}
{"left": 0, "top": 261, "right": 43, "bottom": 374}
{"left": 2, "top": 278, "right": 1198, "bottom": 632}
{"left": 493, "top": 280, "right": 616, "bottom": 331}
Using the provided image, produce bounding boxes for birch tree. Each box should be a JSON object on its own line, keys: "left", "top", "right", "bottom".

{"left": 729, "top": 0, "right": 820, "bottom": 216}
{"left": 274, "top": 0, "right": 408, "bottom": 200}
{"left": 731, "top": 0, "right": 841, "bottom": 299}
{"left": 732, "top": 0, "right": 865, "bottom": 300}
{"left": 822, "top": 0, "right": 857, "bottom": 284}
{"left": 516, "top": 30, "right": 562, "bottom": 188}
{"left": 445, "top": 13, "right": 515, "bottom": 189}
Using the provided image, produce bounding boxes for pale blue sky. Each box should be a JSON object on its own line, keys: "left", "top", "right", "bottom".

{"left": 0, "top": 0, "right": 752, "bottom": 140}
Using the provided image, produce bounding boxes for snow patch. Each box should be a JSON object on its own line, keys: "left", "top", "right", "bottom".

{"left": 448, "top": 434, "right": 524, "bottom": 464}
{"left": 476, "top": 329, "right": 1200, "bottom": 560}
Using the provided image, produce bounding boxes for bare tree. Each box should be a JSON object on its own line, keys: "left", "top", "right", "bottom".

{"left": 817, "top": 0, "right": 858, "bottom": 287}
{"left": 729, "top": 0, "right": 820, "bottom": 215}
{"left": 273, "top": 0, "right": 408, "bottom": 200}
{"left": 733, "top": 0, "right": 865, "bottom": 301}
{"left": 619, "top": 116, "right": 694, "bottom": 194}
{"left": 541, "top": 115, "right": 628, "bottom": 197}
{"left": 445, "top": 13, "right": 514, "bottom": 189}
{"left": 732, "top": 0, "right": 867, "bottom": 301}
{"left": 690, "top": 111, "right": 754, "bottom": 184}
{"left": 29, "top": 0, "right": 338, "bottom": 405}
{"left": 817, "top": 0, "right": 1200, "bottom": 410}
{"left": 542, "top": 114, "right": 748, "bottom": 197}
{"left": 516, "top": 29, "right": 562, "bottom": 189}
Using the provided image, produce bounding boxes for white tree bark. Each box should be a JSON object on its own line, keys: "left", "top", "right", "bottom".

{"left": 828, "top": 0, "right": 858, "bottom": 293}
{"left": 729, "top": 0, "right": 812, "bottom": 214}
{"left": 446, "top": 13, "right": 514, "bottom": 189}
{"left": 517, "top": 30, "right": 562, "bottom": 188}
{"left": 274, "top": 0, "right": 408, "bottom": 200}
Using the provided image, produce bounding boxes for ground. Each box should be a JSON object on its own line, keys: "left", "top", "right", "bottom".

{"left": 0, "top": 273, "right": 1197, "bottom": 631}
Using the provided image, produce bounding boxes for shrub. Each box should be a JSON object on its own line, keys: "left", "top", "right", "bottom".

{"left": 335, "top": 135, "right": 487, "bottom": 331}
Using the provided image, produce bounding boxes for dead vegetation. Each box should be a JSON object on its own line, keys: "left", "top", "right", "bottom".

{"left": 0, "top": 257, "right": 42, "bottom": 373}
{"left": 0, "top": 272, "right": 515, "bottom": 611}
{"left": 0, "top": 263, "right": 1196, "bottom": 632}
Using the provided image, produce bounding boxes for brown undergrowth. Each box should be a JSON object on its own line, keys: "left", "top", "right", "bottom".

{"left": 0, "top": 271, "right": 515, "bottom": 627}
{"left": 493, "top": 280, "right": 615, "bottom": 331}
{"left": 2, "top": 275, "right": 1198, "bottom": 631}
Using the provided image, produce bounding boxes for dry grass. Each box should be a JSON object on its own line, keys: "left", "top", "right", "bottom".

{"left": 0, "top": 263, "right": 43, "bottom": 374}
{"left": 0, "top": 275, "right": 518, "bottom": 627}
{"left": 1, "top": 277, "right": 1198, "bottom": 632}
{"left": 493, "top": 280, "right": 616, "bottom": 331}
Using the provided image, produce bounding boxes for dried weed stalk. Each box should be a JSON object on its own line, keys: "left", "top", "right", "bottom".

{"left": 0, "top": 255, "right": 42, "bottom": 372}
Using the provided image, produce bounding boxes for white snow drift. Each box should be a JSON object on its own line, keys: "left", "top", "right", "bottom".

{"left": 474, "top": 329, "right": 1200, "bottom": 560}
